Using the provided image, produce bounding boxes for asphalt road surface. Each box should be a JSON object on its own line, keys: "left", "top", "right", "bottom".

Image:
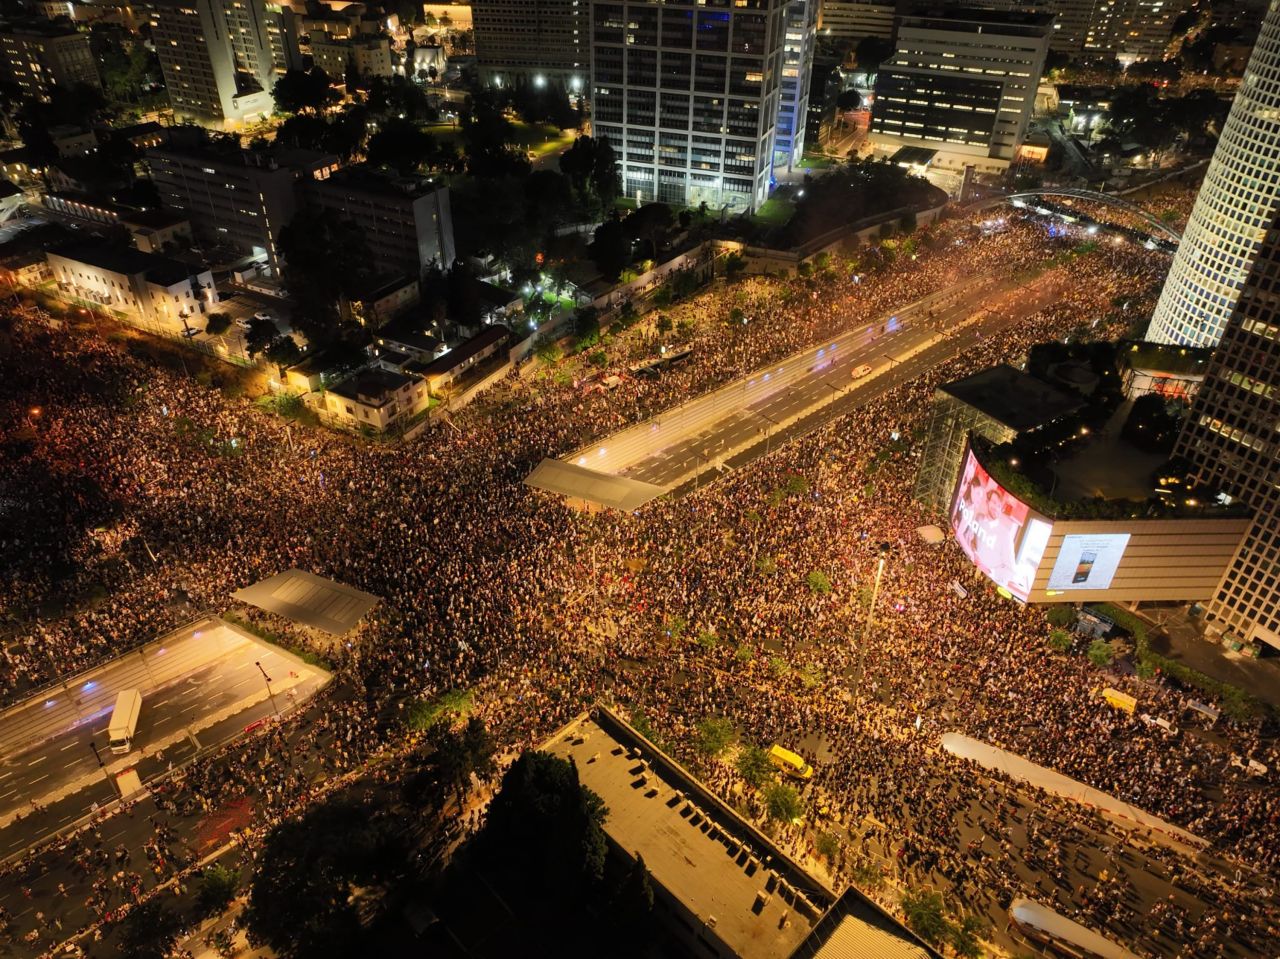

{"left": 624, "top": 272, "right": 1063, "bottom": 491}
{"left": 0, "top": 619, "right": 328, "bottom": 858}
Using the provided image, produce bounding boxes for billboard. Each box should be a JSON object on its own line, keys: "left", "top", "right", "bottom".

{"left": 1046, "top": 533, "right": 1131, "bottom": 591}
{"left": 949, "top": 449, "right": 1052, "bottom": 601}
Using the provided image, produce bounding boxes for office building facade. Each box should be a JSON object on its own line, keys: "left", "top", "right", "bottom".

{"left": 148, "top": 143, "right": 339, "bottom": 271}
{"left": 816, "top": 0, "right": 895, "bottom": 41}
{"left": 869, "top": 9, "right": 1052, "bottom": 175}
{"left": 775, "top": 0, "right": 818, "bottom": 170}
{"left": 473, "top": 0, "right": 588, "bottom": 91}
{"left": 151, "top": 0, "right": 295, "bottom": 127}
{"left": 303, "top": 172, "right": 457, "bottom": 278}
{"left": 1083, "top": 0, "right": 1186, "bottom": 61}
{"left": 0, "top": 21, "right": 100, "bottom": 101}
{"left": 1175, "top": 209, "right": 1280, "bottom": 649}
{"left": 1146, "top": 2, "right": 1280, "bottom": 348}
{"left": 590, "top": 0, "right": 787, "bottom": 213}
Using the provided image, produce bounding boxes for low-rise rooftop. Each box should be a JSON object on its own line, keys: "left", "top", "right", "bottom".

{"left": 49, "top": 242, "right": 197, "bottom": 287}
{"left": 327, "top": 367, "right": 415, "bottom": 407}
{"left": 940, "top": 364, "right": 1083, "bottom": 433}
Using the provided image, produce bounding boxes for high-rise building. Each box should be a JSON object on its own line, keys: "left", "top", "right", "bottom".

{"left": 0, "top": 19, "right": 100, "bottom": 101}
{"left": 776, "top": 0, "right": 818, "bottom": 171}
{"left": 151, "top": 0, "right": 296, "bottom": 127}
{"left": 473, "top": 0, "right": 588, "bottom": 92}
{"left": 590, "top": 0, "right": 787, "bottom": 213}
{"left": 1175, "top": 208, "right": 1280, "bottom": 649}
{"left": 816, "top": 0, "right": 895, "bottom": 41}
{"left": 1083, "top": 0, "right": 1186, "bottom": 62}
{"left": 1147, "top": 3, "right": 1280, "bottom": 348}
{"left": 869, "top": 8, "right": 1052, "bottom": 175}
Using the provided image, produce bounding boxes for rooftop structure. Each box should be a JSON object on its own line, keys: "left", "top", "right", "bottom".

{"left": 230, "top": 569, "right": 379, "bottom": 636}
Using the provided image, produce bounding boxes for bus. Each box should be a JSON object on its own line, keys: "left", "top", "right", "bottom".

{"left": 108, "top": 689, "right": 143, "bottom": 755}
{"left": 768, "top": 744, "right": 814, "bottom": 780}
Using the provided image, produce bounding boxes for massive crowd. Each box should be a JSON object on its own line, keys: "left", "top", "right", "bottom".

{"left": 1, "top": 207, "right": 1277, "bottom": 957}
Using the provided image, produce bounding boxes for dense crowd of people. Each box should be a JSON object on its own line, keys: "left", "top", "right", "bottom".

{"left": 1, "top": 206, "right": 1277, "bottom": 957}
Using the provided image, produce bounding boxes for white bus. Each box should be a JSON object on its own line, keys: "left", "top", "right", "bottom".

{"left": 108, "top": 689, "right": 143, "bottom": 755}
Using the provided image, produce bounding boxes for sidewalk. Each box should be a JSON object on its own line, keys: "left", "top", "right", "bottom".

{"left": 1136, "top": 605, "right": 1280, "bottom": 711}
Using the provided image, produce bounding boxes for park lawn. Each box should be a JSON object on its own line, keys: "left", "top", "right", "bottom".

{"left": 800, "top": 152, "right": 838, "bottom": 172}
{"left": 422, "top": 121, "right": 573, "bottom": 157}
{"left": 752, "top": 197, "right": 796, "bottom": 227}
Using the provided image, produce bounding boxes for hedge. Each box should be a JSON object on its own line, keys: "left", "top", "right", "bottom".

{"left": 1087, "top": 603, "right": 1267, "bottom": 722}
{"left": 222, "top": 611, "right": 334, "bottom": 671}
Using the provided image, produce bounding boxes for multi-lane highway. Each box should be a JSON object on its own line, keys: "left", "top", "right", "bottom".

{"left": 614, "top": 271, "right": 1066, "bottom": 491}
{"left": 0, "top": 617, "right": 329, "bottom": 857}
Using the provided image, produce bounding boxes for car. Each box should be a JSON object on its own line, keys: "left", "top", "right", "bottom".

{"left": 252, "top": 310, "right": 275, "bottom": 323}
{"left": 850, "top": 363, "right": 873, "bottom": 380}
{"left": 234, "top": 316, "right": 253, "bottom": 330}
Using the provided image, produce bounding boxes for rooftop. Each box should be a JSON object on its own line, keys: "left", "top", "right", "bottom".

{"left": 377, "top": 318, "right": 442, "bottom": 355}
{"left": 792, "top": 888, "right": 939, "bottom": 959}
{"left": 49, "top": 242, "right": 198, "bottom": 287}
{"left": 900, "top": 7, "right": 1056, "bottom": 32}
{"left": 1120, "top": 340, "right": 1212, "bottom": 376}
{"left": 417, "top": 325, "right": 509, "bottom": 376}
{"left": 230, "top": 570, "right": 378, "bottom": 636}
{"left": 889, "top": 146, "right": 938, "bottom": 167}
{"left": 120, "top": 207, "right": 190, "bottom": 230}
{"left": 525, "top": 458, "right": 667, "bottom": 512}
{"left": 327, "top": 367, "right": 415, "bottom": 406}
{"left": 940, "top": 364, "right": 1083, "bottom": 433}
{"left": 544, "top": 710, "right": 831, "bottom": 959}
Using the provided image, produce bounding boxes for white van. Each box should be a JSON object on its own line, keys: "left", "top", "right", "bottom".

{"left": 108, "top": 689, "right": 142, "bottom": 754}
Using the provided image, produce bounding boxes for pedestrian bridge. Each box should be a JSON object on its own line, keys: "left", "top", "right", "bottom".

{"left": 1000, "top": 188, "right": 1182, "bottom": 243}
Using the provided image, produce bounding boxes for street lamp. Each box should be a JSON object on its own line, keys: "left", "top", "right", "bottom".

{"left": 88, "top": 740, "right": 118, "bottom": 796}
{"left": 852, "top": 542, "right": 891, "bottom": 707}
{"left": 255, "top": 661, "right": 280, "bottom": 717}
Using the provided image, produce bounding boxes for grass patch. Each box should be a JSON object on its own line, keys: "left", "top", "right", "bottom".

{"left": 221, "top": 612, "right": 333, "bottom": 671}
{"left": 752, "top": 197, "right": 795, "bottom": 227}
{"left": 405, "top": 687, "right": 476, "bottom": 731}
{"left": 1088, "top": 603, "right": 1269, "bottom": 721}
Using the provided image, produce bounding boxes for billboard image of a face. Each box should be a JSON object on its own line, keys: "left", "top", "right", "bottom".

{"left": 1047, "top": 533, "right": 1131, "bottom": 591}
{"left": 950, "top": 450, "right": 1051, "bottom": 601}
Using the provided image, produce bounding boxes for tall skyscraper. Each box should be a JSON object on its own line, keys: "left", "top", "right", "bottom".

{"left": 473, "top": 0, "right": 588, "bottom": 92}
{"left": 590, "top": 0, "right": 787, "bottom": 213}
{"left": 1175, "top": 207, "right": 1280, "bottom": 649}
{"left": 1146, "top": 2, "right": 1280, "bottom": 348}
{"left": 869, "top": 9, "right": 1052, "bottom": 176}
{"left": 151, "top": 0, "right": 295, "bottom": 127}
{"left": 775, "top": 0, "right": 818, "bottom": 171}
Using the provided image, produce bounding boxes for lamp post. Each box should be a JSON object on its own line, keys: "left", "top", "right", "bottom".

{"left": 852, "top": 542, "right": 891, "bottom": 708}
{"left": 88, "top": 740, "right": 117, "bottom": 796}
{"left": 255, "top": 661, "right": 280, "bottom": 717}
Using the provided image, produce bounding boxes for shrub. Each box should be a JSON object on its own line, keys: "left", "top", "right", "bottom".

{"left": 1046, "top": 605, "right": 1076, "bottom": 628}
{"left": 1048, "top": 630, "right": 1073, "bottom": 654}
{"left": 815, "top": 831, "right": 840, "bottom": 860}
{"left": 1087, "top": 639, "right": 1115, "bottom": 668}
{"left": 696, "top": 716, "right": 736, "bottom": 756}
{"left": 807, "top": 571, "right": 833, "bottom": 594}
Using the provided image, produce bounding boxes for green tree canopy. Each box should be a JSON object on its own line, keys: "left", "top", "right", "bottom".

{"left": 272, "top": 68, "right": 339, "bottom": 115}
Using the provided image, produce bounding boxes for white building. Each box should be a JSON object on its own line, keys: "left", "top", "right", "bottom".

{"left": 776, "top": 0, "right": 818, "bottom": 171}
{"left": 311, "top": 35, "right": 393, "bottom": 80}
{"left": 47, "top": 243, "right": 217, "bottom": 336}
{"left": 590, "top": 0, "right": 787, "bottom": 213}
{"left": 1147, "top": 1, "right": 1280, "bottom": 347}
{"left": 150, "top": 0, "right": 297, "bottom": 127}
{"left": 869, "top": 8, "right": 1053, "bottom": 176}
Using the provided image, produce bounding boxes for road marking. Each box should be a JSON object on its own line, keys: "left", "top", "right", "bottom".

{"left": 26, "top": 756, "right": 44, "bottom": 766}
{"left": 59, "top": 741, "right": 77, "bottom": 751}
{"left": 29, "top": 774, "right": 48, "bottom": 784}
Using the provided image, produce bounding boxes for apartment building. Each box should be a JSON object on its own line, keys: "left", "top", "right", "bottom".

{"left": 473, "top": 0, "right": 588, "bottom": 91}
{"left": 0, "top": 19, "right": 100, "bottom": 101}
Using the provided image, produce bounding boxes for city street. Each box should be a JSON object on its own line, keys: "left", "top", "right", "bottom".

{"left": 609, "top": 270, "right": 1066, "bottom": 491}
{"left": 0, "top": 618, "right": 329, "bottom": 859}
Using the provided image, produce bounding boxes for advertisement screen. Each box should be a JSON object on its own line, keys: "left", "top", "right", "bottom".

{"left": 950, "top": 450, "right": 1052, "bottom": 601}
{"left": 1047, "top": 533, "right": 1130, "bottom": 591}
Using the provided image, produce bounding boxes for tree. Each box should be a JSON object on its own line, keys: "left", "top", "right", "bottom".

{"left": 366, "top": 116, "right": 435, "bottom": 175}
{"left": 764, "top": 782, "right": 804, "bottom": 822}
{"left": 948, "top": 913, "right": 987, "bottom": 959}
{"left": 724, "top": 252, "right": 746, "bottom": 279}
{"left": 736, "top": 744, "right": 775, "bottom": 788}
{"left": 807, "top": 570, "right": 833, "bottom": 594}
{"left": 196, "top": 863, "right": 240, "bottom": 918}
{"left": 559, "top": 135, "right": 598, "bottom": 194}
{"left": 264, "top": 335, "right": 302, "bottom": 371}
{"left": 901, "top": 889, "right": 949, "bottom": 944}
{"left": 1046, "top": 605, "right": 1076, "bottom": 629}
{"left": 477, "top": 750, "right": 609, "bottom": 887}
{"left": 899, "top": 210, "right": 918, "bottom": 234}
{"left": 696, "top": 716, "right": 736, "bottom": 756}
{"left": 243, "top": 800, "right": 411, "bottom": 959}
{"left": 446, "top": 260, "right": 484, "bottom": 328}
{"left": 278, "top": 206, "right": 374, "bottom": 342}
{"left": 1087, "top": 639, "right": 1115, "bottom": 668}
{"left": 614, "top": 854, "right": 654, "bottom": 931}
{"left": 116, "top": 898, "right": 184, "bottom": 959}
{"left": 204, "top": 312, "right": 232, "bottom": 336}
{"left": 624, "top": 202, "right": 674, "bottom": 258}
{"left": 1048, "top": 630, "right": 1073, "bottom": 654}
{"left": 589, "top": 218, "right": 630, "bottom": 280}
{"left": 523, "top": 169, "right": 576, "bottom": 228}
{"left": 460, "top": 88, "right": 524, "bottom": 177}
{"left": 592, "top": 136, "right": 620, "bottom": 205}
{"left": 462, "top": 715, "right": 497, "bottom": 783}
{"left": 243, "top": 318, "right": 278, "bottom": 357}
{"left": 272, "top": 68, "right": 338, "bottom": 115}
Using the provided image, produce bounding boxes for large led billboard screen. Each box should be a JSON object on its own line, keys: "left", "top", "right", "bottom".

{"left": 1046, "top": 534, "right": 1131, "bottom": 591}
{"left": 949, "top": 449, "right": 1052, "bottom": 601}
